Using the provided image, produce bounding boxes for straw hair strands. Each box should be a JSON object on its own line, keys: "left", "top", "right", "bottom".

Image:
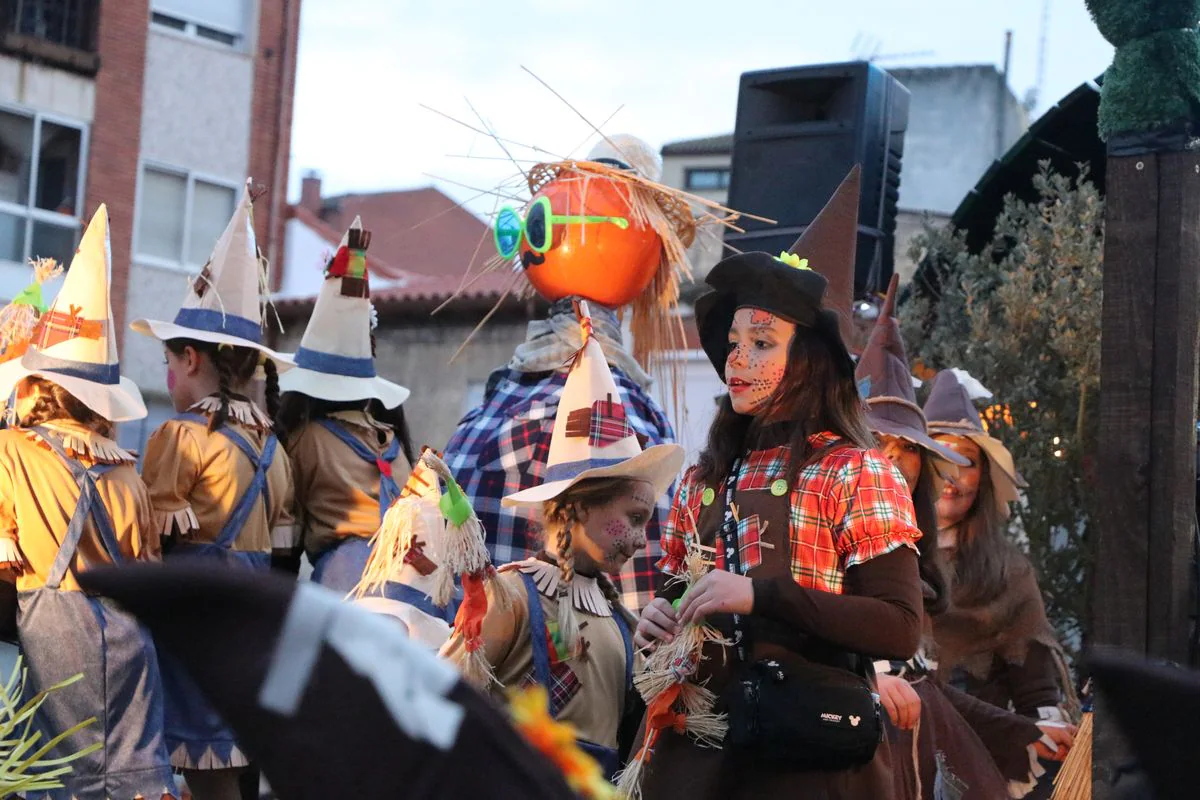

{"left": 616, "top": 523, "right": 730, "bottom": 800}
{"left": 1051, "top": 710, "right": 1092, "bottom": 799}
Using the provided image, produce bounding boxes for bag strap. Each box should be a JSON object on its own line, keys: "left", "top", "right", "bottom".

{"left": 519, "top": 571, "right": 555, "bottom": 712}
{"left": 175, "top": 412, "right": 278, "bottom": 549}
{"left": 611, "top": 604, "right": 634, "bottom": 692}
{"left": 33, "top": 428, "right": 124, "bottom": 589}
{"left": 718, "top": 457, "right": 751, "bottom": 663}
{"left": 384, "top": 581, "right": 458, "bottom": 624}
{"left": 315, "top": 418, "right": 401, "bottom": 521}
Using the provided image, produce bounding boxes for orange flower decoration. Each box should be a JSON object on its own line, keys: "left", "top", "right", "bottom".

{"left": 507, "top": 686, "right": 616, "bottom": 800}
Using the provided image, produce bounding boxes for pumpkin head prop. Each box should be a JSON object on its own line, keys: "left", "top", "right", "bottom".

{"left": 488, "top": 134, "right": 710, "bottom": 366}
{"left": 496, "top": 171, "right": 660, "bottom": 308}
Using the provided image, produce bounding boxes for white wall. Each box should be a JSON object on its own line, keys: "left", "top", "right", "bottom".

{"left": 0, "top": 55, "right": 95, "bottom": 121}
{"left": 278, "top": 217, "right": 330, "bottom": 300}
{"left": 653, "top": 351, "right": 726, "bottom": 467}
{"left": 124, "top": 29, "right": 256, "bottom": 396}
{"left": 138, "top": 32, "right": 253, "bottom": 177}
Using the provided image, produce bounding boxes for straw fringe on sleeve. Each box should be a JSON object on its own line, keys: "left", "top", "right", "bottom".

{"left": 142, "top": 419, "right": 204, "bottom": 539}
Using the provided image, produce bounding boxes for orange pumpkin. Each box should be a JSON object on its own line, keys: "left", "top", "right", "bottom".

{"left": 519, "top": 170, "right": 662, "bottom": 307}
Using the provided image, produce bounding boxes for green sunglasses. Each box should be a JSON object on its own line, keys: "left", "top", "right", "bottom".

{"left": 493, "top": 195, "right": 629, "bottom": 259}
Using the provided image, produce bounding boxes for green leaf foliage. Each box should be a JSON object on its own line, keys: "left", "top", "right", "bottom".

{"left": 1086, "top": 0, "right": 1200, "bottom": 137}
{"left": 902, "top": 162, "right": 1103, "bottom": 660}
{"left": 0, "top": 657, "right": 98, "bottom": 798}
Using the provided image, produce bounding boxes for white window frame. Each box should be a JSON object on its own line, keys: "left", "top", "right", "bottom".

{"left": 148, "top": 1, "right": 254, "bottom": 52}
{"left": 134, "top": 162, "right": 240, "bottom": 273}
{"left": 684, "top": 167, "right": 731, "bottom": 192}
{"left": 0, "top": 103, "right": 89, "bottom": 266}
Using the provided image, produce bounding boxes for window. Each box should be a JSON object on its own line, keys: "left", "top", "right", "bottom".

{"left": 1, "top": 0, "right": 99, "bottom": 53}
{"left": 136, "top": 166, "right": 237, "bottom": 269}
{"left": 685, "top": 167, "right": 731, "bottom": 191}
{"left": 0, "top": 106, "right": 85, "bottom": 267}
{"left": 150, "top": 0, "right": 247, "bottom": 48}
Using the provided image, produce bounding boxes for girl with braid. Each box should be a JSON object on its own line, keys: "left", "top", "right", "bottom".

{"left": 441, "top": 303, "right": 684, "bottom": 780}
{"left": 0, "top": 207, "right": 176, "bottom": 800}
{"left": 276, "top": 217, "right": 415, "bottom": 589}
{"left": 131, "top": 181, "right": 295, "bottom": 800}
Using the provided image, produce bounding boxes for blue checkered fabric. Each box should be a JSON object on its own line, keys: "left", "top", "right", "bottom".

{"left": 443, "top": 364, "right": 676, "bottom": 612}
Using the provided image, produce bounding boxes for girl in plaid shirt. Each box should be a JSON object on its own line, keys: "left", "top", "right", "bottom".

{"left": 629, "top": 168, "right": 924, "bottom": 799}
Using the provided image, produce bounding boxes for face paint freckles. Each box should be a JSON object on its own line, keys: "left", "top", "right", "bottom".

{"left": 726, "top": 308, "right": 795, "bottom": 416}
{"left": 603, "top": 518, "right": 637, "bottom": 558}
{"left": 576, "top": 486, "right": 654, "bottom": 575}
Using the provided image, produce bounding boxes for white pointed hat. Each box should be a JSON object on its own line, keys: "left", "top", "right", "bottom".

{"left": 130, "top": 179, "right": 292, "bottom": 368}
{"left": 503, "top": 302, "right": 684, "bottom": 507}
{"left": 0, "top": 205, "right": 147, "bottom": 422}
{"left": 278, "top": 217, "right": 409, "bottom": 408}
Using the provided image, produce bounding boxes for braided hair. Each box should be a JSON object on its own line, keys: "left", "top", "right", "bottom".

{"left": 262, "top": 357, "right": 281, "bottom": 422}
{"left": 164, "top": 338, "right": 259, "bottom": 432}
{"left": 16, "top": 376, "right": 113, "bottom": 437}
{"left": 596, "top": 572, "right": 638, "bottom": 629}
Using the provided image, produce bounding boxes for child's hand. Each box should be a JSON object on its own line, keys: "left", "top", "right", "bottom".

{"left": 634, "top": 598, "right": 680, "bottom": 651}
{"left": 676, "top": 571, "right": 753, "bottom": 626}
{"left": 877, "top": 674, "right": 921, "bottom": 730}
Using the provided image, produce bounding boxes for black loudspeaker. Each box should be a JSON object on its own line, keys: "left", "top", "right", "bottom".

{"left": 725, "top": 62, "right": 909, "bottom": 297}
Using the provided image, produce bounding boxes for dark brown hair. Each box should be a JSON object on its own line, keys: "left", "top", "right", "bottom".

{"left": 275, "top": 393, "right": 416, "bottom": 466}
{"left": 945, "top": 452, "right": 1015, "bottom": 608}
{"left": 164, "top": 338, "right": 268, "bottom": 432}
{"left": 696, "top": 324, "right": 874, "bottom": 487}
{"left": 912, "top": 455, "right": 949, "bottom": 615}
{"left": 540, "top": 476, "right": 641, "bottom": 626}
{"left": 17, "top": 376, "right": 113, "bottom": 438}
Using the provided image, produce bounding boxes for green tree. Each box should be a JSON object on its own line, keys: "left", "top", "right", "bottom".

{"left": 901, "top": 163, "right": 1103, "bottom": 657}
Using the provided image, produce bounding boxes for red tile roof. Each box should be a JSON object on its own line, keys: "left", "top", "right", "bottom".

{"left": 277, "top": 186, "right": 516, "bottom": 314}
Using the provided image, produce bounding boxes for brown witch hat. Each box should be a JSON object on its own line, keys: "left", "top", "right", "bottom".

{"left": 855, "top": 274, "right": 968, "bottom": 467}
{"left": 923, "top": 370, "right": 1027, "bottom": 517}
{"left": 694, "top": 165, "right": 862, "bottom": 381}
{"left": 788, "top": 164, "right": 858, "bottom": 342}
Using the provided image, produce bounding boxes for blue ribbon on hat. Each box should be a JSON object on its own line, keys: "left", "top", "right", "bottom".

{"left": 295, "top": 347, "right": 376, "bottom": 378}
{"left": 544, "top": 456, "right": 631, "bottom": 483}
{"left": 23, "top": 350, "right": 120, "bottom": 385}
{"left": 173, "top": 308, "right": 262, "bottom": 344}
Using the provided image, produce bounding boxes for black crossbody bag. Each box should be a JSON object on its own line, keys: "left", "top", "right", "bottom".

{"left": 719, "top": 458, "right": 883, "bottom": 769}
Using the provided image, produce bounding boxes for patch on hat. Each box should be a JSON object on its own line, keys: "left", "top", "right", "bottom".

{"left": 328, "top": 226, "right": 371, "bottom": 298}
{"left": 32, "top": 306, "right": 105, "bottom": 348}
{"left": 565, "top": 393, "right": 633, "bottom": 448}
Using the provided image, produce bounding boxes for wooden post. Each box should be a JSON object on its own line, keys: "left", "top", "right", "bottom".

{"left": 1092, "top": 150, "right": 1200, "bottom": 792}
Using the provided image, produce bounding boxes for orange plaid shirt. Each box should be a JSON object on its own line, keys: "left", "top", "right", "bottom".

{"left": 658, "top": 432, "right": 921, "bottom": 594}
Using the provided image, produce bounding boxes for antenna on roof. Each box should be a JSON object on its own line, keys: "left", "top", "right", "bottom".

{"left": 849, "top": 31, "right": 933, "bottom": 64}
{"left": 1026, "top": 0, "right": 1051, "bottom": 114}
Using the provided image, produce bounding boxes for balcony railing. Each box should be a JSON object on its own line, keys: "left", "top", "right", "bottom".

{"left": 0, "top": 0, "right": 100, "bottom": 75}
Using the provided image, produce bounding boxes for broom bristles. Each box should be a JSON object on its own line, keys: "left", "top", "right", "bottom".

{"left": 353, "top": 495, "right": 438, "bottom": 598}
{"left": 457, "top": 645, "right": 500, "bottom": 690}
{"left": 614, "top": 754, "right": 646, "bottom": 800}
{"left": 1051, "top": 711, "right": 1092, "bottom": 800}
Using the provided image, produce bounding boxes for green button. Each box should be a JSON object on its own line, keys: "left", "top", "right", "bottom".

{"left": 701, "top": 487, "right": 716, "bottom": 506}
{"left": 770, "top": 479, "right": 789, "bottom": 496}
